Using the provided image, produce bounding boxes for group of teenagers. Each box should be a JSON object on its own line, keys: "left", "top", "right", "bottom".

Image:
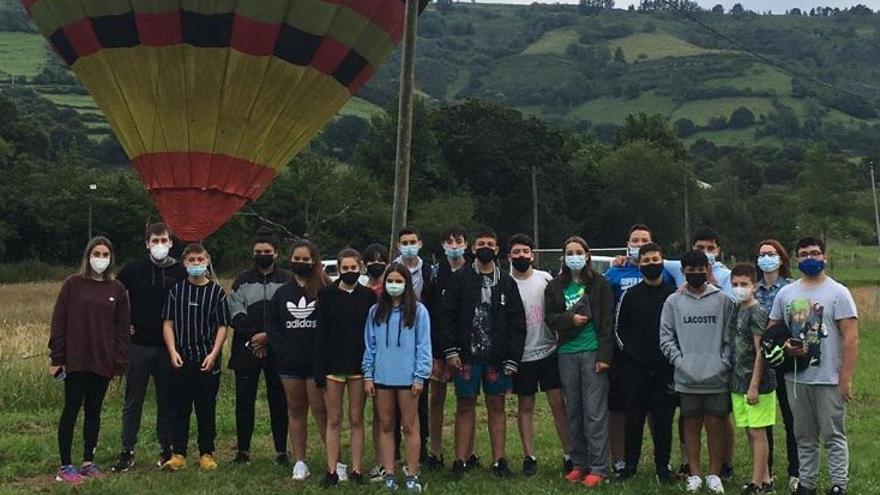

{"left": 48, "top": 221, "right": 859, "bottom": 495}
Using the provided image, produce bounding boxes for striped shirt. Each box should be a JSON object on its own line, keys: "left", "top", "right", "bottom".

{"left": 162, "top": 279, "right": 230, "bottom": 363}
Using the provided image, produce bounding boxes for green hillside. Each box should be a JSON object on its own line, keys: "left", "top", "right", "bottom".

{"left": 2, "top": 1, "right": 880, "bottom": 154}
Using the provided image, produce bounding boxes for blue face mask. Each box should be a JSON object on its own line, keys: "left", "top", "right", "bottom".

{"left": 798, "top": 258, "right": 825, "bottom": 277}
{"left": 705, "top": 252, "right": 716, "bottom": 265}
{"left": 187, "top": 264, "right": 208, "bottom": 278}
{"left": 565, "top": 255, "right": 587, "bottom": 271}
{"left": 445, "top": 246, "right": 465, "bottom": 260}
{"left": 627, "top": 246, "right": 640, "bottom": 259}
{"left": 400, "top": 244, "right": 420, "bottom": 259}
{"left": 757, "top": 255, "right": 781, "bottom": 273}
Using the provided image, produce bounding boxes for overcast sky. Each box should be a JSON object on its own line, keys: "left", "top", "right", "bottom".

{"left": 474, "top": 1, "right": 880, "bottom": 12}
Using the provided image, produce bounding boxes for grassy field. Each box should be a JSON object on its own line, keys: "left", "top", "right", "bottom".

{"left": 609, "top": 31, "right": 728, "bottom": 62}
{"left": 0, "top": 32, "right": 47, "bottom": 78}
{"left": 703, "top": 64, "right": 792, "bottom": 95}
{"left": 0, "top": 280, "right": 878, "bottom": 494}
{"left": 523, "top": 28, "right": 579, "bottom": 56}
{"left": 569, "top": 91, "right": 678, "bottom": 125}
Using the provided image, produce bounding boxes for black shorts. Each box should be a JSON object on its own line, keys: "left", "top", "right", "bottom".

{"left": 513, "top": 353, "right": 562, "bottom": 396}
{"left": 608, "top": 363, "right": 626, "bottom": 412}
{"left": 376, "top": 383, "right": 412, "bottom": 390}
{"left": 277, "top": 362, "right": 313, "bottom": 380}
{"left": 679, "top": 392, "right": 731, "bottom": 418}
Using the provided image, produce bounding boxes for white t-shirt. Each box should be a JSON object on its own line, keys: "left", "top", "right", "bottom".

{"left": 513, "top": 269, "right": 556, "bottom": 362}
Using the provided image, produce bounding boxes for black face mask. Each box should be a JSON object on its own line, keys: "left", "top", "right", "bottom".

{"left": 639, "top": 263, "right": 663, "bottom": 281}
{"left": 685, "top": 272, "right": 707, "bottom": 288}
{"left": 254, "top": 254, "right": 274, "bottom": 270}
{"left": 511, "top": 257, "right": 531, "bottom": 273}
{"left": 475, "top": 247, "right": 496, "bottom": 264}
{"left": 366, "top": 263, "right": 387, "bottom": 279}
{"left": 291, "top": 261, "right": 313, "bottom": 276}
{"left": 339, "top": 272, "right": 360, "bottom": 286}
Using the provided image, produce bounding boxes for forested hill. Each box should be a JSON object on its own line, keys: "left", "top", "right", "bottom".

{"left": 3, "top": 1, "right": 880, "bottom": 154}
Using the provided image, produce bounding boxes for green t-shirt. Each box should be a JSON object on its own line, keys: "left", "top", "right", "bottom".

{"left": 558, "top": 281, "right": 599, "bottom": 354}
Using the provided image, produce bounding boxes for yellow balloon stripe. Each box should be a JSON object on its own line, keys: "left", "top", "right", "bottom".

{"left": 72, "top": 45, "right": 351, "bottom": 171}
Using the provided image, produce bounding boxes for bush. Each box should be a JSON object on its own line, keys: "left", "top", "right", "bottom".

{"left": 729, "top": 106, "right": 756, "bottom": 129}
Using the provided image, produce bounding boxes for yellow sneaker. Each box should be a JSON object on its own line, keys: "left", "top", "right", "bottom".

{"left": 198, "top": 454, "right": 218, "bottom": 471}
{"left": 161, "top": 454, "right": 186, "bottom": 471}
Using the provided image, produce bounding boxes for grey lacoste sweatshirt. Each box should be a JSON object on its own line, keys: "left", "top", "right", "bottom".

{"left": 659, "top": 284, "right": 734, "bottom": 394}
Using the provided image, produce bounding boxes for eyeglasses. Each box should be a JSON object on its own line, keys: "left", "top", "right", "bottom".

{"left": 796, "top": 251, "right": 823, "bottom": 260}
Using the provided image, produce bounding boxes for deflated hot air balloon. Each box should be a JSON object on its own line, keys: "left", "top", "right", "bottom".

{"left": 23, "top": 0, "right": 426, "bottom": 240}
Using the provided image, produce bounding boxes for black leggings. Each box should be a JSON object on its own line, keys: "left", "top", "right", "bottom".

{"left": 58, "top": 372, "right": 111, "bottom": 466}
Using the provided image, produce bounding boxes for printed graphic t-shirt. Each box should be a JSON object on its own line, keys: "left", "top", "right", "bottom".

{"left": 770, "top": 277, "right": 858, "bottom": 385}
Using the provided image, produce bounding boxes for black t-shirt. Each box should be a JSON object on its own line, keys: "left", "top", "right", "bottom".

{"left": 162, "top": 280, "right": 230, "bottom": 364}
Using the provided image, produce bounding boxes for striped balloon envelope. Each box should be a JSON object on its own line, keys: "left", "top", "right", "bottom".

{"left": 22, "top": 0, "right": 428, "bottom": 240}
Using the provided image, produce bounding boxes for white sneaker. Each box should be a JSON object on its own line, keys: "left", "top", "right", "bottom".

{"left": 369, "top": 464, "right": 386, "bottom": 483}
{"left": 706, "top": 474, "right": 725, "bottom": 493}
{"left": 789, "top": 477, "right": 800, "bottom": 492}
{"left": 686, "top": 475, "right": 703, "bottom": 493}
{"left": 336, "top": 462, "right": 349, "bottom": 482}
{"left": 291, "top": 461, "right": 310, "bottom": 481}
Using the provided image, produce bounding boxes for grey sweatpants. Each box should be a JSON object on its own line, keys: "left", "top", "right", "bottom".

{"left": 786, "top": 382, "right": 848, "bottom": 490}
{"left": 558, "top": 350, "right": 609, "bottom": 476}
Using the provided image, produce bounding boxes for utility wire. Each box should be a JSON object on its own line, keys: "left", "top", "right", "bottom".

{"left": 655, "top": 0, "right": 880, "bottom": 103}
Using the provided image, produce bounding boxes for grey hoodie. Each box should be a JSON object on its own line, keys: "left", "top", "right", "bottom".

{"left": 659, "top": 284, "right": 734, "bottom": 394}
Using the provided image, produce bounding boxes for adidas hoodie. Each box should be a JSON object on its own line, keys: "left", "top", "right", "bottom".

{"left": 659, "top": 284, "right": 734, "bottom": 394}
{"left": 266, "top": 281, "right": 319, "bottom": 375}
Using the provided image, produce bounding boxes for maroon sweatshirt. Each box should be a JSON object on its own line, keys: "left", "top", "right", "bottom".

{"left": 49, "top": 275, "right": 131, "bottom": 378}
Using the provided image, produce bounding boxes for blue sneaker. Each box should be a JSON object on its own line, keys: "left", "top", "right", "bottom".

{"left": 405, "top": 475, "right": 422, "bottom": 492}
{"left": 384, "top": 474, "right": 399, "bottom": 491}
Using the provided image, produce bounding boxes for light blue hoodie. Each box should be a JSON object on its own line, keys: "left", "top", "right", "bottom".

{"left": 362, "top": 302, "right": 432, "bottom": 386}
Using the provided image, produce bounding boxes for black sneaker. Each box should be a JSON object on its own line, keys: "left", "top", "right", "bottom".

{"left": 452, "top": 459, "right": 467, "bottom": 481}
{"left": 827, "top": 486, "right": 847, "bottom": 495}
{"left": 275, "top": 453, "right": 290, "bottom": 466}
{"left": 321, "top": 471, "right": 339, "bottom": 488}
{"left": 563, "top": 457, "right": 574, "bottom": 474}
{"left": 721, "top": 463, "right": 735, "bottom": 482}
{"left": 678, "top": 463, "right": 691, "bottom": 477}
{"left": 111, "top": 450, "right": 134, "bottom": 473}
{"left": 742, "top": 482, "right": 762, "bottom": 494}
{"left": 157, "top": 448, "right": 172, "bottom": 468}
{"left": 465, "top": 454, "right": 481, "bottom": 471}
{"left": 350, "top": 470, "right": 365, "bottom": 485}
{"left": 424, "top": 453, "right": 444, "bottom": 471}
{"left": 492, "top": 458, "right": 513, "bottom": 478}
{"left": 232, "top": 452, "right": 250, "bottom": 465}
{"left": 615, "top": 467, "right": 635, "bottom": 481}
{"left": 522, "top": 456, "right": 537, "bottom": 477}
{"left": 656, "top": 469, "right": 677, "bottom": 484}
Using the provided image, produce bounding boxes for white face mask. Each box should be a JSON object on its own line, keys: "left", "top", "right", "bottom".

{"left": 627, "top": 246, "right": 640, "bottom": 259}
{"left": 732, "top": 286, "right": 753, "bottom": 303}
{"left": 150, "top": 243, "right": 170, "bottom": 261}
{"left": 90, "top": 256, "right": 110, "bottom": 274}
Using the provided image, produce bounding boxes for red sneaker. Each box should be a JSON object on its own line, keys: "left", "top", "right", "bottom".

{"left": 582, "top": 474, "right": 605, "bottom": 488}
{"left": 565, "top": 469, "right": 584, "bottom": 482}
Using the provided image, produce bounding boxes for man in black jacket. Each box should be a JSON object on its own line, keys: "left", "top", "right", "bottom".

{"left": 440, "top": 229, "right": 526, "bottom": 480}
{"left": 112, "top": 223, "right": 186, "bottom": 472}
{"left": 226, "top": 227, "right": 291, "bottom": 465}
{"left": 615, "top": 243, "right": 677, "bottom": 483}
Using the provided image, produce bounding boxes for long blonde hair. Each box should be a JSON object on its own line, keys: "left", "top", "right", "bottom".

{"left": 79, "top": 236, "right": 116, "bottom": 281}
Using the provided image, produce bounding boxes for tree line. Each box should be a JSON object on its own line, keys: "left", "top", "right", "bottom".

{"left": 0, "top": 88, "right": 876, "bottom": 275}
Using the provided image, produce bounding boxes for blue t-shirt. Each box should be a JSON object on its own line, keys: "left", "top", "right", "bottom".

{"left": 605, "top": 262, "right": 675, "bottom": 303}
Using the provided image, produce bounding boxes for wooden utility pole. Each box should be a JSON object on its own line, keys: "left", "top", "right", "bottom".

{"left": 871, "top": 164, "right": 880, "bottom": 253}
{"left": 532, "top": 167, "right": 540, "bottom": 262}
{"left": 390, "top": 0, "right": 419, "bottom": 251}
